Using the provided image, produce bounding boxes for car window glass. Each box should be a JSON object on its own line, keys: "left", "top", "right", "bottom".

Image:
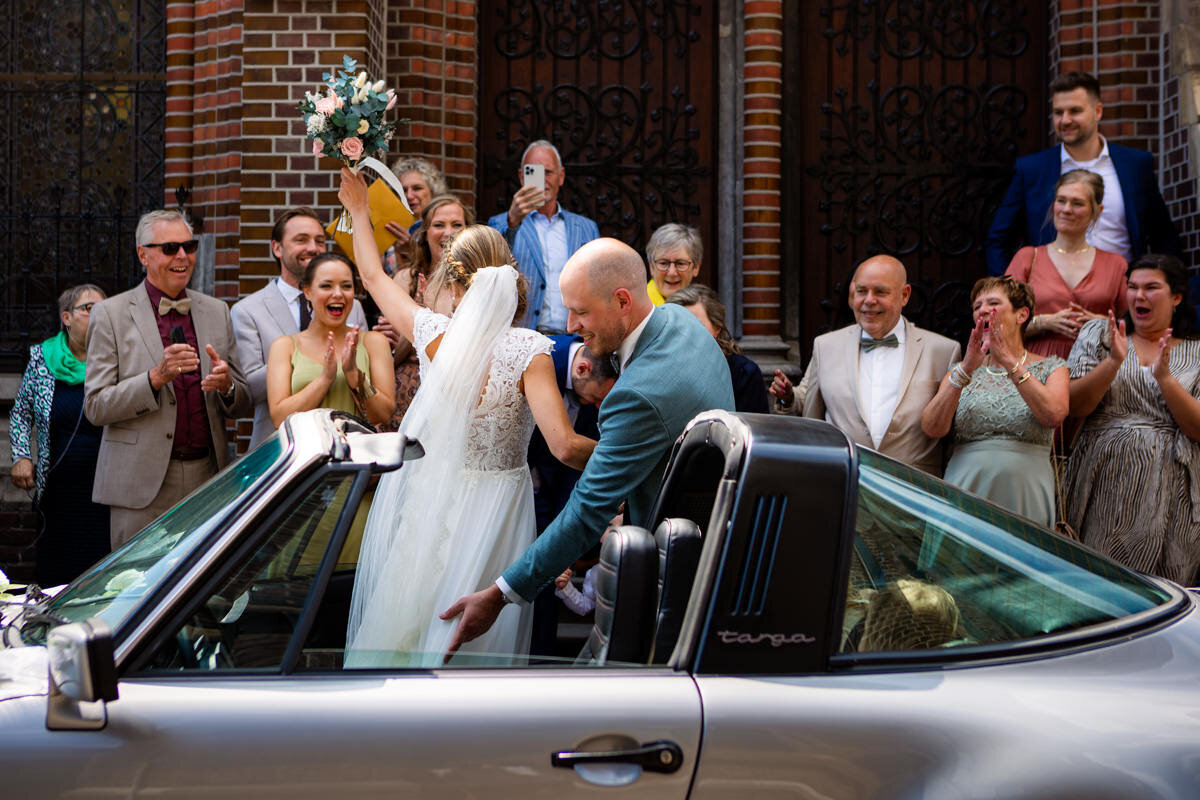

{"left": 33, "top": 436, "right": 287, "bottom": 645}
{"left": 140, "top": 471, "right": 361, "bottom": 672}
{"left": 840, "top": 452, "right": 1171, "bottom": 655}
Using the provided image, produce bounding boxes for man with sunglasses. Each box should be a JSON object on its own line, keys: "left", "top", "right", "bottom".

{"left": 231, "top": 207, "right": 368, "bottom": 448}
{"left": 84, "top": 209, "right": 251, "bottom": 548}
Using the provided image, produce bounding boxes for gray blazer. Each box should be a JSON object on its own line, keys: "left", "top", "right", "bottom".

{"left": 800, "top": 318, "right": 960, "bottom": 475}
{"left": 230, "top": 277, "right": 367, "bottom": 448}
{"left": 84, "top": 285, "right": 251, "bottom": 509}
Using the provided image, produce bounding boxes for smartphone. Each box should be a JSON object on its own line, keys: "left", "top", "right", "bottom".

{"left": 523, "top": 163, "right": 545, "bottom": 194}
{"left": 170, "top": 325, "right": 186, "bottom": 345}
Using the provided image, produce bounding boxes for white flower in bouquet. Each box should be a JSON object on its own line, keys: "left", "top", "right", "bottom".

{"left": 371, "top": 80, "right": 386, "bottom": 93}
{"left": 307, "top": 113, "right": 328, "bottom": 135}
{"left": 353, "top": 71, "right": 368, "bottom": 88}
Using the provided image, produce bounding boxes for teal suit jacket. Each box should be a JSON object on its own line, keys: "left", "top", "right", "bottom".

{"left": 502, "top": 303, "right": 736, "bottom": 600}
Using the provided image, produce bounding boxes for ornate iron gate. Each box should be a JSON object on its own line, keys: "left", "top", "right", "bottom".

{"left": 788, "top": 1, "right": 1047, "bottom": 349}
{"left": 0, "top": 0, "right": 166, "bottom": 371}
{"left": 478, "top": 2, "right": 716, "bottom": 282}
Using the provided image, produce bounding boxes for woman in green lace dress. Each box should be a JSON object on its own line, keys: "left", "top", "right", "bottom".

{"left": 922, "top": 277, "right": 1070, "bottom": 526}
{"left": 1065, "top": 254, "right": 1200, "bottom": 584}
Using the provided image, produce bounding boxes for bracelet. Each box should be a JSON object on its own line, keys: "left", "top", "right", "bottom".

{"left": 1014, "top": 370, "right": 1032, "bottom": 385}
{"left": 948, "top": 364, "right": 971, "bottom": 389}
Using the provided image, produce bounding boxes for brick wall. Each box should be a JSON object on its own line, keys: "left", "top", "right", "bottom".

{"left": 166, "top": 0, "right": 245, "bottom": 301}
{"left": 742, "top": 0, "right": 783, "bottom": 339}
{"left": 383, "top": 1, "right": 478, "bottom": 202}
{"left": 1050, "top": 0, "right": 1198, "bottom": 266}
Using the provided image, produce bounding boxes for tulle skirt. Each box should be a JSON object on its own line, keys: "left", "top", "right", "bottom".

{"left": 345, "top": 464, "right": 535, "bottom": 668}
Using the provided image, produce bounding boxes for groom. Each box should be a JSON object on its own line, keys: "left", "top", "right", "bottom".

{"left": 441, "top": 238, "right": 735, "bottom": 658}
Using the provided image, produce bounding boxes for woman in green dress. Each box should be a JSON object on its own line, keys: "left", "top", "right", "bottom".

{"left": 266, "top": 253, "right": 395, "bottom": 428}
{"left": 921, "top": 276, "right": 1070, "bottom": 527}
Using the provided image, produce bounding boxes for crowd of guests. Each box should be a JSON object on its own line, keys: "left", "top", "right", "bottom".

{"left": 8, "top": 70, "right": 1200, "bottom": 599}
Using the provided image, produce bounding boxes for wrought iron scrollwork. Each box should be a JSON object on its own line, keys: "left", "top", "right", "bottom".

{"left": 490, "top": 0, "right": 701, "bottom": 62}
{"left": 0, "top": 0, "right": 166, "bottom": 369}
{"left": 808, "top": 0, "right": 1037, "bottom": 341}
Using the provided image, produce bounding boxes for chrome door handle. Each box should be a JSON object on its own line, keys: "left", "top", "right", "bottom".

{"left": 551, "top": 739, "right": 684, "bottom": 774}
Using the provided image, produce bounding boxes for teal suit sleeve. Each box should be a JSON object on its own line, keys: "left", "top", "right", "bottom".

{"left": 502, "top": 379, "right": 672, "bottom": 601}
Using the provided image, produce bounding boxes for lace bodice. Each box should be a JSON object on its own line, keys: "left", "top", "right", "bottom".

{"left": 413, "top": 307, "right": 553, "bottom": 471}
{"left": 953, "top": 355, "right": 1066, "bottom": 446}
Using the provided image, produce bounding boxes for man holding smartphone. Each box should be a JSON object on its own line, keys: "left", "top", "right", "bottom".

{"left": 488, "top": 139, "right": 599, "bottom": 332}
{"left": 85, "top": 209, "right": 251, "bottom": 547}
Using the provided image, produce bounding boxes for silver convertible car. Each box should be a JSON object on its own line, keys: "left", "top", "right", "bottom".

{"left": 2, "top": 409, "right": 1200, "bottom": 798}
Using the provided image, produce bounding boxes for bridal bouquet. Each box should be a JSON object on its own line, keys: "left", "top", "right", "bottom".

{"left": 300, "top": 55, "right": 399, "bottom": 167}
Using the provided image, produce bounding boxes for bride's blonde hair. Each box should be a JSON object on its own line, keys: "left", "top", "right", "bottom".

{"left": 426, "top": 224, "right": 528, "bottom": 324}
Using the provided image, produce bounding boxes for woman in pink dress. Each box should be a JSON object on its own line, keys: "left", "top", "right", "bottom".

{"left": 1004, "top": 169, "right": 1128, "bottom": 359}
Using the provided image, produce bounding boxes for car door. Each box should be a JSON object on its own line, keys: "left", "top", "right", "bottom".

{"left": 74, "top": 466, "right": 702, "bottom": 798}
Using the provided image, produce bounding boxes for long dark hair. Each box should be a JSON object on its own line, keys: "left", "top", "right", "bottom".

{"left": 1124, "top": 253, "right": 1199, "bottom": 339}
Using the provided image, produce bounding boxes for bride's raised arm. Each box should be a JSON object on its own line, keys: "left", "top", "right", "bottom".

{"left": 338, "top": 167, "right": 420, "bottom": 343}
{"left": 523, "top": 353, "right": 595, "bottom": 471}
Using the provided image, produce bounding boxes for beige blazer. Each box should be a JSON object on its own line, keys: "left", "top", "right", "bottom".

{"left": 84, "top": 285, "right": 252, "bottom": 509}
{"left": 800, "top": 318, "right": 961, "bottom": 475}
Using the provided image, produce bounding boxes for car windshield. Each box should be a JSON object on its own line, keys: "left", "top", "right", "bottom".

{"left": 841, "top": 450, "right": 1172, "bottom": 655}
{"left": 24, "top": 436, "right": 288, "bottom": 645}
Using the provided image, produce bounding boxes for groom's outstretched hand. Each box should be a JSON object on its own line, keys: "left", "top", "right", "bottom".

{"left": 440, "top": 584, "right": 507, "bottom": 664}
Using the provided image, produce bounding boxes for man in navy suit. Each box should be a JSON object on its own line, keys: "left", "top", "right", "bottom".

{"left": 985, "top": 71, "right": 1181, "bottom": 275}
{"left": 441, "top": 238, "right": 734, "bottom": 658}
{"left": 527, "top": 336, "right": 617, "bottom": 656}
{"left": 488, "top": 140, "right": 600, "bottom": 331}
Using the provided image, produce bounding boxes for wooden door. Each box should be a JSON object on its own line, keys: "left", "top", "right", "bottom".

{"left": 785, "top": 1, "right": 1048, "bottom": 349}
{"left": 478, "top": 3, "right": 718, "bottom": 285}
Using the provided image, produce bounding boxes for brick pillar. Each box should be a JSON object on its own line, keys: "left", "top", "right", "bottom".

{"left": 384, "top": 2, "right": 478, "bottom": 203}
{"left": 739, "top": 0, "right": 789, "bottom": 364}
{"left": 240, "top": 0, "right": 384, "bottom": 290}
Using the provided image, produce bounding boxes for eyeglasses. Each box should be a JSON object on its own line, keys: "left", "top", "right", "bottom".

{"left": 142, "top": 240, "right": 200, "bottom": 255}
{"left": 652, "top": 259, "right": 694, "bottom": 273}
{"left": 70, "top": 302, "right": 96, "bottom": 314}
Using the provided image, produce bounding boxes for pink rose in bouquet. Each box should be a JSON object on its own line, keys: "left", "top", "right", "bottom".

{"left": 313, "top": 139, "right": 325, "bottom": 156}
{"left": 340, "top": 137, "right": 364, "bottom": 161}
{"left": 314, "top": 94, "right": 338, "bottom": 117}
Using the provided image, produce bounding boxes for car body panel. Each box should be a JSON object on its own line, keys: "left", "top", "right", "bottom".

{"left": 4, "top": 670, "right": 700, "bottom": 798}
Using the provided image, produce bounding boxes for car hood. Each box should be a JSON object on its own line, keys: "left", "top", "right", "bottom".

{"left": 0, "top": 645, "right": 48, "bottom": 701}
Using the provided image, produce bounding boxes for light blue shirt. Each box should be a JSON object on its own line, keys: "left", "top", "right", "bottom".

{"left": 531, "top": 208, "right": 569, "bottom": 331}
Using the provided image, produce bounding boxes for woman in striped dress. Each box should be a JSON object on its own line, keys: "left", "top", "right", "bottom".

{"left": 1065, "top": 254, "right": 1200, "bottom": 584}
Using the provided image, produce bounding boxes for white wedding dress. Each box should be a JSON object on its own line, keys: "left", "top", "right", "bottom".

{"left": 344, "top": 266, "right": 552, "bottom": 668}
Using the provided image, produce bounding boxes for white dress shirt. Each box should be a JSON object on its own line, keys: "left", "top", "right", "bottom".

{"left": 857, "top": 319, "right": 906, "bottom": 449}
{"left": 275, "top": 278, "right": 306, "bottom": 330}
{"left": 1061, "top": 137, "right": 1130, "bottom": 261}
{"left": 531, "top": 208, "right": 570, "bottom": 331}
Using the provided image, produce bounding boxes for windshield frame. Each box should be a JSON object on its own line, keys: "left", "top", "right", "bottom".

{"left": 831, "top": 448, "right": 1190, "bottom": 670}
{"left": 30, "top": 434, "right": 295, "bottom": 650}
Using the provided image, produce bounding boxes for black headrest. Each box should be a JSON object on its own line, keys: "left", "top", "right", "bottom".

{"left": 578, "top": 525, "right": 658, "bottom": 665}
{"left": 650, "top": 518, "right": 702, "bottom": 664}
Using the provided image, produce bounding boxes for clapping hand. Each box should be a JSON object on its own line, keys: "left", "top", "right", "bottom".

{"left": 200, "top": 345, "right": 233, "bottom": 394}
{"left": 1152, "top": 328, "right": 1175, "bottom": 383}
{"left": 340, "top": 326, "right": 361, "bottom": 388}
{"left": 153, "top": 342, "right": 200, "bottom": 390}
{"left": 987, "top": 317, "right": 1020, "bottom": 373}
{"left": 321, "top": 331, "right": 339, "bottom": 383}
{"left": 1104, "top": 311, "right": 1128, "bottom": 366}
{"left": 962, "top": 311, "right": 990, "bottom": 372}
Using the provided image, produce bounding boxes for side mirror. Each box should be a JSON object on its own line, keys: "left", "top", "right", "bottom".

{"left": 46, "top": 617, "right": 118, "bottom": 731}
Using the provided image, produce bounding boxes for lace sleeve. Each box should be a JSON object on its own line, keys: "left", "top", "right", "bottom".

{"left": 412, "top": 306, "right": 450, "bottom": 351}
{"left": 507, "top": 328, "right": 554, "bottom": 374}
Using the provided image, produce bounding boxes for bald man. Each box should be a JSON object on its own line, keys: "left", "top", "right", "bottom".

{"left": 442, "top": 238, "right": 734, "bottom": 657}
{"left": 775, "top": 255, "right": 960, "bottom": 475}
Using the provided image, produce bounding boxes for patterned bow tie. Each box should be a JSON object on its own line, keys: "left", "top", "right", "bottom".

{"left": 158, "top": 296, "right": 191, "bottom": 316}
{"left": 860, "top": 333, "right": 898, "bottom": 352}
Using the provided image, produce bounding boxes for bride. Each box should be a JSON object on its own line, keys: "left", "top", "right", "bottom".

{"left": 337, "top": 169, "right": 595, "bottom": 667}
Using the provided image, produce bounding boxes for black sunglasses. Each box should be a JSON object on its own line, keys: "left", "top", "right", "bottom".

{"left": 142, "top": 240, "right": 199, "bottom": 255}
